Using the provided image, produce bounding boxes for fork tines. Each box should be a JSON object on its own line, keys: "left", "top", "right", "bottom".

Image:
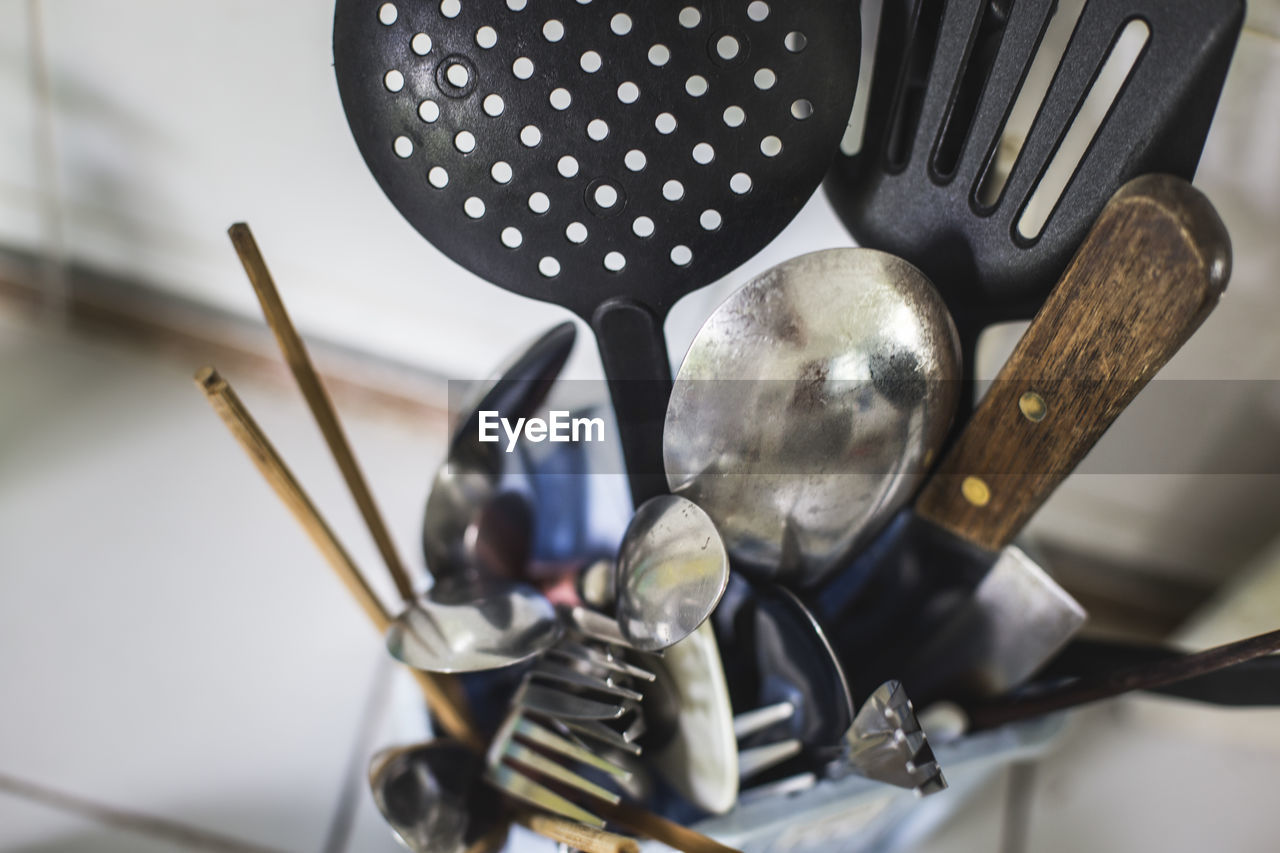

{"left": 485, "top": 632, "right": 650, "bottom": 828}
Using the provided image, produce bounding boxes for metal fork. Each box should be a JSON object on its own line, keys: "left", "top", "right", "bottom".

{"left": 733, "top": 701, "right": 805, "bottom": 783}
{"left": 485, "top": 636, "right": 655, "bottom": 827}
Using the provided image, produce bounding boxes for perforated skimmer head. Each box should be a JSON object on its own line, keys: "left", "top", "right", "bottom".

{"left": 334, "top": 0, "right": 859, "bottom": 503}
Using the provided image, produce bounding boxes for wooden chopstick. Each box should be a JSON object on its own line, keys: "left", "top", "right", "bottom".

{"left": 516, "top": 813, "right": 640, "bottom": 853}
{"left": 529, "top": 771, "right": 741, "bottom": 853}
{"left": 194, "top": 366, "right": 481, "bottom": 748}
{"left": 227, "top": 223, "right": 417, "bottom": 604}
{"left": 598, "top": 800, "right": 741, "bottom": 853}
{"left": 226, "top": 224, "right": 477, "bottom": 734}
{"left": 966, "top": 625, "right": 1280, "bottom": 730}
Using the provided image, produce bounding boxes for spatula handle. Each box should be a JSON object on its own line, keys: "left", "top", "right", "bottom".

{"left": 593, "top": 298, "right": 674, "bottom": 507}
{"left": 914, "top": 174, "right": 1230, "bottom": 551}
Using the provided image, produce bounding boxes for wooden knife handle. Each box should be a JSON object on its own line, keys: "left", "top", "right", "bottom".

{"left": 914, "top": 175, "right": 1231, "bottom": 551}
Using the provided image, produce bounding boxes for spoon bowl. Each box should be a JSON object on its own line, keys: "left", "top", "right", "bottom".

{"left": 368, "top": 741, "right": 504, "bottom": 853}
{"left": 396, "top": 324, "right": 577, "bottom": 673}
{"left": 664, "top": 248, "right": 961, "bottom": 587}
{"left": 387, "top": 577, "right": 561, "bottom": 674}
{"left": 614, "top": 495, "right": 729, "bottom": 652}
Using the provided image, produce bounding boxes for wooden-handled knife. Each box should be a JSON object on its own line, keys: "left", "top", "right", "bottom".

{"left": 810, "top": 174, "right": 1231, "bottom": 703}
{"left": 915, "top": 173, "right": 1231, "bottom": 547}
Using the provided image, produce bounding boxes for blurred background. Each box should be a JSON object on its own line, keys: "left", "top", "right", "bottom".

{"left": 1, "top": 0, "right": 1278, "bottom": 851}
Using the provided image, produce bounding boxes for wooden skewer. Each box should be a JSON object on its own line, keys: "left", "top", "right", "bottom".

{"left": 516, "top": 812, "right": 640, "bottom": 853}
{"left": 194, "top": 366, "right": 481, "bottom": 749}
{"left": 966, "top": 625, "right": 1280, "bottom": 730}
{"left": 227, "top": 223, "right": 417, "bottom": 604}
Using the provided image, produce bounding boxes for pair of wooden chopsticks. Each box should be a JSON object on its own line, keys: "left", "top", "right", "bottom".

{"left": 197, "top": 224, "right": 737, "bottom": 853}
{"left": 207, "top": 224, "right": 477, "bottom": 744}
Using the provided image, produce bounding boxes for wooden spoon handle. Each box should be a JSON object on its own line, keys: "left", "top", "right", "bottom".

{"left": 915, "top": 175, "right": 1230, "bottom": 551}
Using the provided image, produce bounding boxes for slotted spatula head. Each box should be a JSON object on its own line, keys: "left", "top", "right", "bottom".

{"left": 334, "top": 0, "right": 859, "bottom": 501}
{"left": 825, "top": 0, "right": 1243, "bottom": 357}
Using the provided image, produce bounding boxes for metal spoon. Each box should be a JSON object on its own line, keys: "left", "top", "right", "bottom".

{"left": 368, "top": 741, "right": 505, "bottom": 853}
{"left": 423, "top": 321, "right": 577, "bottom": 579}
{"left": 387, "top": 576, "right": 562, "bottom": 674}
{"left": 390, "top": 486, "right": 558, "bottom": 671}
{"left": 389, "top": 324, "right": 576, "bottom": 673}
{"left": 614, "top": 496, "right": 729, "bottom": 652}
{"left": 664, "top": 248, "right": 961, "bottom": 588}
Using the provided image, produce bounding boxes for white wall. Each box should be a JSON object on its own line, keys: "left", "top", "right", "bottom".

{"left": 1, "top": 0, "right": 1278, "bottom": 580}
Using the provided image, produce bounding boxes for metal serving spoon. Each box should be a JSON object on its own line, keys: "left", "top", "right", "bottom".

{"left": 664, "top": 248, "right": 961, "bottom": 588}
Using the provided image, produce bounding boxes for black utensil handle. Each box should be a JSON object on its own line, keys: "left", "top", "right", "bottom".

{"left": 965, "top": 626, "right": 1280, "bottom": 730}
{"left": 1040, "top": 638, "right": 1280, "bottom": 708}
{"left": 592, "top": 298, "right": 673, "bottom": 507}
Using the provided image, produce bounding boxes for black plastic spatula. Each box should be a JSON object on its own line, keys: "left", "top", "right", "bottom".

{"left": 825, "top": 0, "right": 1242, "bottom": 410}
{"left": 334, "top": 0, "right": 859, "bottom": 504}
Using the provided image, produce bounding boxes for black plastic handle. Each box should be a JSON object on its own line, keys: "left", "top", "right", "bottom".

{"left": 1038, "top": 638, "right": 1280, "bottom": 707}
{"left": 592, "top": 298, "right": 673, "bottom": 507}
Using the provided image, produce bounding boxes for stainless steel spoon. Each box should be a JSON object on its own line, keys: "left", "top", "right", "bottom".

{"left": 368, "top": 741, "right": 505, "bottom": 853}
{"left": 389, "top": 324, "right": 576, "bottom": 672}
{"left": 387, "top": 576, "right": 562, "bottom": 675}
{"left": 614, "top": 495, "right": 729, "bottom": 652}
{"left": 664, "top": 248, "right": 961, "bottom": 588}
{"left": 423, "top": 320, "right": 577, "bottom": 580}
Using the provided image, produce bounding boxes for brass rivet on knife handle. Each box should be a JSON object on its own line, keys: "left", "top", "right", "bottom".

{"left": 915, "top": 175, "right": 1231, "bottom": 552}
{"left": 194, "top": 366, "right": 482, "bottom": 749}
{"left": 961, "top": 476, "right": 991, "bottom": 507}
{"left": 1018, "top": 391, "right": 1048, "bottom": 422}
